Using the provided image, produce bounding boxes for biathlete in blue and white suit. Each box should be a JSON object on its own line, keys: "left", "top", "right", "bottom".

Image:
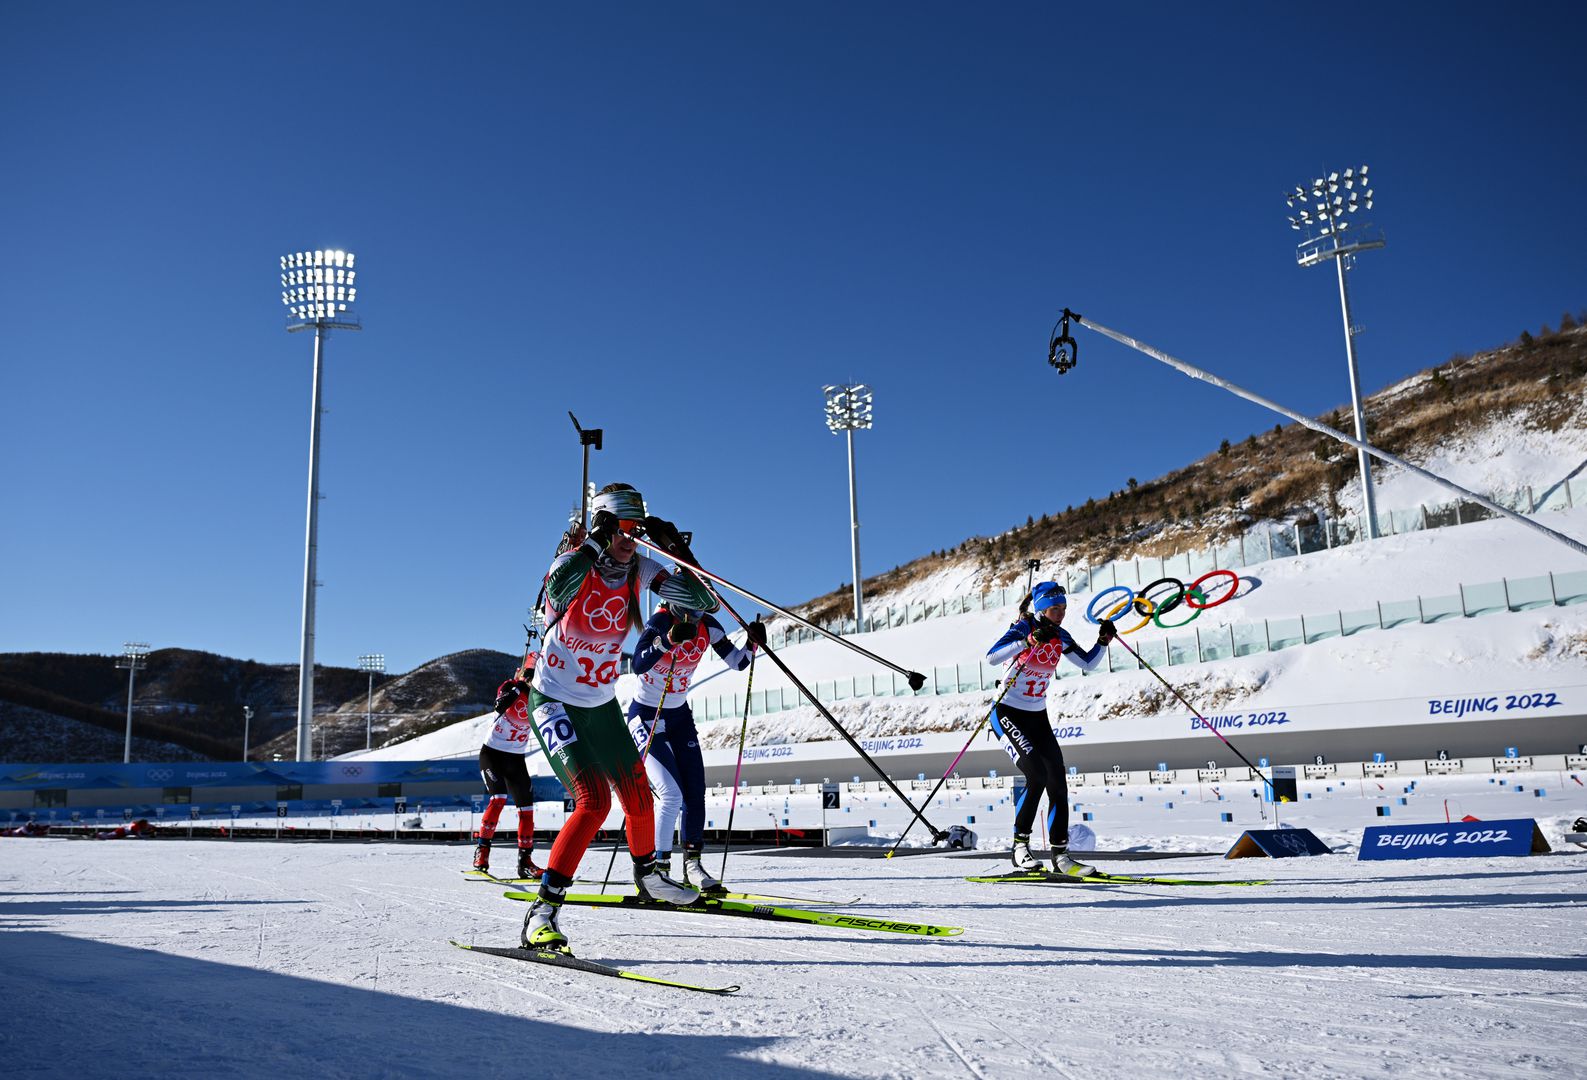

{"left": 985, "top": 580, "right": 1117, "bottom": 877}
{"left": 627, "top": 602, "right": 766, "bottom": 892}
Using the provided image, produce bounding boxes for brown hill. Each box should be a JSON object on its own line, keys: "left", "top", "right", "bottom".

{"left": 0, "top": 646, "right": 516, "bottom": 763}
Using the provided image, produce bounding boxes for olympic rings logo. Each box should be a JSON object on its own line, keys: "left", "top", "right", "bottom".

{"left": 147, "top": 768, "right": 174, "bottom": 782}
{"left": 1084, "top": 570, "right": 1240, "bottom": 635}
{"left": 669, "top": 638, "right": 706, "bottom": 666}
{"left": 1028, "top": 640, "right": 1065, "bottom": 666}
{"left": 581, "top": 593, "right": 628, "bottom": 634}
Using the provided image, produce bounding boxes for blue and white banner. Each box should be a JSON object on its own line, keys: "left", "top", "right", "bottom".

{"left": 1358, "top": 818, "right": 1548, "bottom": 861}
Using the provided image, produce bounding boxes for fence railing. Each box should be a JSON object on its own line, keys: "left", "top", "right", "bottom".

{"left": 693, "top": 568, "right": 1587, "bottom": 722}
{"left": 761, "top": 477, "right": 1587, "bottom": 649}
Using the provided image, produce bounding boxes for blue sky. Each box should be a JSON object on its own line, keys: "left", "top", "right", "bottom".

{"left": 2, "top": 2, "right": 1583, "bottom": 673}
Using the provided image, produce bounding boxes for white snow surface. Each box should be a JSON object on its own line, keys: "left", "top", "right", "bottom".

{"left": 3, "top": 833, "right": 1584, "bottom": 1079}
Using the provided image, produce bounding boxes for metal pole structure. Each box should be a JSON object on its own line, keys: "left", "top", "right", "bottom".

{"left": 1335, "top": 254, "right": 1380, "bottom": 536}
{"left": 116, "top": 643, "right": 150, "bottom": 764}
{"left": 569, "top": 413, "right": 603, "bottom": 528}
{"left": 358, "top": 653, "right": 385, "bottom": 751}
{"left": 824, "top": 384, "right": 873, "bottom": 627}
{"left": 281, "top": 248, "right": 361, "bottom": 762}
{"left": 1288, "top": 166, "right": 1382, "bottom": 538}
{"left": 242, "top": 705, "right": 253, "bottom": 761}
{"left": 296, "top": 324, "right": 326, "bottom": 761}
{"left": 845, "top": 426, "right": 863, "bottom": 626}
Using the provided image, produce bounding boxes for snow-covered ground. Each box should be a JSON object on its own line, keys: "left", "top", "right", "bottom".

{"left": 3, "top": 831, "right": 1583, "bottom": 1079}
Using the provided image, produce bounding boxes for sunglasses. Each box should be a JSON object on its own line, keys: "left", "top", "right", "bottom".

{"left": 616, "top": 519, "right": 645, "bottom": 537}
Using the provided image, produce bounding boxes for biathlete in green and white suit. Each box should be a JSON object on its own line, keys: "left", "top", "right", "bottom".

{"left": 520, "top": 482, "right": 719, "bottom": 952}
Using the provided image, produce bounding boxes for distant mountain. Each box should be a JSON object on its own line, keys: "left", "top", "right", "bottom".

{"left": 0, "top": 647, "right": 517, "bottom": 763}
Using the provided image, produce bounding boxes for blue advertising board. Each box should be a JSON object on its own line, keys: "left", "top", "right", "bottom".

{"left": 1358, "top": 818, "right": 1550, "bottom": 861}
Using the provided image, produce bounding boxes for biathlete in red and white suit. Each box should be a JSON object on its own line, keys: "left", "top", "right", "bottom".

{"left": 471, "top": 650, "right": 545, "bottom": 880}
{"left": 985, "top": 580, "right": 1116, "bottom": 877}
{"left": 519, "top": 483, "right": 719, "bottom": 952}
{"left": 628, "top": 603, "right": 766, "bottom": 892}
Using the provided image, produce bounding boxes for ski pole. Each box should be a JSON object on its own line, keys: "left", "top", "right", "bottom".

{"left": 639, "top": 536, "right": 946, "bottom": 841}
{"left": 631, "top": 535, "right": 926, "bottom": 689}
{"left": 1110, "top": 636, "right": 1272, "bottom": 786}
{"left": 719, "top": 649, "right": 756, "bottom": 880}
{"left": 886, "top": 661, "right": 1025, "bottom": 858}
{"left": 599, "top": 671, "right": 672, "bottom": 893}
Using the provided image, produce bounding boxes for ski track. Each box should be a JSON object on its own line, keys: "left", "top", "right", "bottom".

{"left": 1, "top": 839, "right": 1583, "bottom": 1079}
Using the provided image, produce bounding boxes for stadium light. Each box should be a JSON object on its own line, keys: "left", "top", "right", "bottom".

{"left": 115, "top": 643, "right": 150, "bottom": 764}
{"left": 823, "top": 383, "right": 873, "bottom": 627}
{"left": 1286, "top": 165, "right": 1385, "bottom": 538}
{"left": 243, "top": 705, "right": 254, "bottom": 762}
{"left": 280, "top": 248, "right": 363, "bottom": 761}
{"left": 358, "top": 653, "right": 385, "bottom": 751}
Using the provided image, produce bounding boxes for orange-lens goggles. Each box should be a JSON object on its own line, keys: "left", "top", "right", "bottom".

{"left": 617, "top": 519, "right": 644, "bottom": 536}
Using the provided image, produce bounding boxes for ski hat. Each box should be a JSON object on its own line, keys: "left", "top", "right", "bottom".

{"left": 590, "top": 485, "right": 646, "bottom": 522}
{"left": 1031, "top": 581, "right": 1067, "bottom": 612}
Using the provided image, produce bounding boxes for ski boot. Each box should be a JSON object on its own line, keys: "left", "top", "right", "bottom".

{"left": 471, "top": 836, "right": 491, "bottom": 872}
{"left": 521, "top": 898, "right": 568, "bottom": 951}
{"left": 516, "top": 847, "right": 544, "bottom": 881}
{"left": 521, "top": 877, "right": 570, "bottom": 952}
{"left": 683, "top": 853, "right": 725, "bottom": 894}
{"left": 1052, "top": 850, "right": 1099, "bottom": 879}
{"left": 634, "top": 855, "right": 700, "bottom": 905}
{"left": 654, "top": 849, "right": 673, "bottom": 881}
{"left": 1010, "top": 833, "right": 1040, "bottom": 871}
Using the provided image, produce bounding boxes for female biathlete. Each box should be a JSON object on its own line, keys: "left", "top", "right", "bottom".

{"left": 470, "top": 651, "right": 545, "bottom": 881}
{"left": 628, "top": 603, "right": 765, "bottom": 892}
{"left": 985, "top": 580, "right": 1117, "bottom": 876}
{"left": 521, "top": 483, "right": 719, "bottom": 952}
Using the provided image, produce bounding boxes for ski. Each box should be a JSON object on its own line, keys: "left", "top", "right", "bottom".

{"left": 449, "top": 940, "right": 739, "bottom": 995}
{"left": 461, "top": 870, "right": 857, "bottom": 905}
{"left": 966, "top": 869, "right": 1271, "bottom": 887}
{"left": 504, "top": 890, "right": 964, "bottom": 937}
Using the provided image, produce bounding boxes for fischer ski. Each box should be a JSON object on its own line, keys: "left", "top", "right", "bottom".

{"left": 966, "top": 869, "right": 1271, "bottom": 887}
{"left": 461, "top": 870, "right": 857, "bottom": 905}
{"left": 504, "top": 891, "right": 964, "bottom": 937}
{"left": 449, "top": 940, "right": 739, "bottom": 995}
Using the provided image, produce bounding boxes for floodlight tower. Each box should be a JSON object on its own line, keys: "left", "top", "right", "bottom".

{"left": 280, "top": 248, "right": 361, "bottom": 761}
{"left": 823, "top": 384, "right": 873, "bottom": 626}
{"left": 1286, "top": 166, "right": 1384, "bottom": 538}
{"left": 115, "top": 642, "right": 150, "bottom": 764}
{"left": 358, "top": 653, "right": 385, "bottom": 751}
{"left": 242, "top": 705, "right": 254, "bottom": 762}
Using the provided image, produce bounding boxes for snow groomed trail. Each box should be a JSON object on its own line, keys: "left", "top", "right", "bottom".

{"left": 2, "top": 839, "right": 1583, "bottom": 1079}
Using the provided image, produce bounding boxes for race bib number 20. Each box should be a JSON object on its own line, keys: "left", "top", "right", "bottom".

{"left": 533, "top": 703, "right": 580, "bottom": 757}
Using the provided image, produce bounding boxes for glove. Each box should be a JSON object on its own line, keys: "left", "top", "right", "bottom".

{"left": 642, "top": 516, "right": 692, "bottom": 560}
{"left": 1096, "top": 618, "right": 1118, "bottom": 646}
{"left": 588, "top": 509, "right": 620, "bottom": 551}
{"left": 1027, "top": 621, "right": 1060, "bottom": 647}
{"left": 746, "top": 619, "right": 767, "bottom": 647}
{"left": 494, "top": 679, "right": 528, "bottom": 715}
{"left": 666, "top": 619, "right": 697, "bottom": 646}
